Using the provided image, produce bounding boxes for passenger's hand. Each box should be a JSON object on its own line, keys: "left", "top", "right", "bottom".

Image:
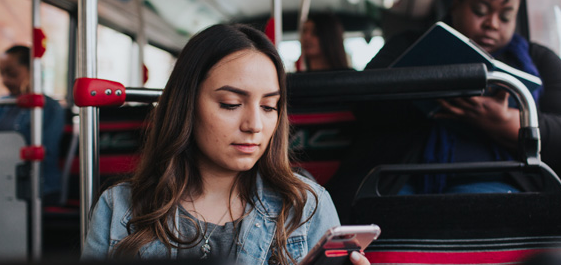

{"left": 349, "top": 251, "right": 370, "bottom": 265}
{"left": 434, "top": 90, "right": 520, "bottom": 150}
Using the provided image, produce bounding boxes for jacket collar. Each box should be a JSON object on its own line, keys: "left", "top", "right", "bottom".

{"left": 251, "top": 172, "right": 282, "bottom": 218}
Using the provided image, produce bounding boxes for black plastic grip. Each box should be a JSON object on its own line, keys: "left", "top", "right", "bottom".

{"left": 287, "top": 63, "right": 488, "bottom": 102}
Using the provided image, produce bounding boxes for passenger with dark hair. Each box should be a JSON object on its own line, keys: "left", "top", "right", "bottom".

{"left": 0, "top": 45, "right": 64, "bottom": 204}
{"left": 300, "top": 12, "right": 350, "bottom": 71}
{"left": 81, "top": 24, "right": 369, "bottom": 265}
{"left": 327, "top": 0, "right": 561, "bottom": 223}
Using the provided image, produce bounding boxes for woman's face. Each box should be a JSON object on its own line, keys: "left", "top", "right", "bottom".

{"left": 451, "top": 0, "right": 520, "bottom": 53}
{"left": 194, "top": 50, "right": 280, "bottom": 176}
{"left": 301, "top": 20, "right": 322, "bottom": 58}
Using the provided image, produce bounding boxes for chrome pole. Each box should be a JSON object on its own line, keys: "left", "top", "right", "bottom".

{"left": 487, "top": 71, "right": 540, "bottom": 165}
{"left": 297, "top": 0, "right": 311, "bottom": 70}
{"left": 135, "top": 0, "right": 146, "bottom": 86}
{"left": 298, "top": 0, "right": 311, "bottom": 33}
{"left": 77, "top": 0, "right": 99, "bottom": 247}
{"left": 272, "top": 0, "right": 282, "bottom": 48}
{"left": 487, "top": 71, "right": 538, "bottom": 129}
{"left": 30, "top": 0, "right": 42, "bottom": 260}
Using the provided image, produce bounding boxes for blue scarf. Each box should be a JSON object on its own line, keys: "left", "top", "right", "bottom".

{"left": 421, "top": 34, "right": 543, "bottom": 194}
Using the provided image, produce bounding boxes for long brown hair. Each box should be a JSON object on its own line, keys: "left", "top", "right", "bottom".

{"left": 305, "top": 12, "right": 348, "bottom": 70}
{"left": 113, "top": 24, "right": 317, "bottom": 264}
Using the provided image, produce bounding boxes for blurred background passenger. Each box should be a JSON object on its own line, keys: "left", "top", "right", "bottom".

{"left": 327, "top": 0, "right": 561, "bottom": 223}
{"left": 0, "top": 45, "right": 64, "bottom": 205}
{"left": 299, "top": 12, "right": 350, "bottom": 71}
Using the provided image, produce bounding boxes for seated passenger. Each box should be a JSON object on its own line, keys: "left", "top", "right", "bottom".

{"left": 327, "top": 0, "right": 561, "bottom": 222}
{"left": 0, "top": 45, "right": 64, "bottom": 205}
{"left": 299, "top": 12, "right": 351, "bottom": 71}
{"left": 81, "top": 24, "right": 369, "bottom": 265}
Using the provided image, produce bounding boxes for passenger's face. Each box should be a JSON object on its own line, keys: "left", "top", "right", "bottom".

{"left": 301, "top": 21, "right": 322, "bottom": 58}
{"left": 0, "top": 53, "right": 29, "bottom": 95}
{"left": 451, "top": 0, "right": 520, "bottom": 53}
{"left": 194, "top": 50, "right": 280, "bottom": 176}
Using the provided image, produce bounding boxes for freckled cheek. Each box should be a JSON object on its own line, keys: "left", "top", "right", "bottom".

{"left": 264, "top": 119, "right": 278, "bottom": 140}
{"left": 204, "top": 116, "right": 235, "bottom": 145}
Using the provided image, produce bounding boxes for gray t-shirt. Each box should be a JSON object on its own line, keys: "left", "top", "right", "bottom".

{"left": 177, "top": 206, "right": 241, "bottom": 260}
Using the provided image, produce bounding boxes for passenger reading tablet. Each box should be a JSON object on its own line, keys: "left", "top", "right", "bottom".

{"left": 327, "top": 0, "right": 561, "bottom": 223}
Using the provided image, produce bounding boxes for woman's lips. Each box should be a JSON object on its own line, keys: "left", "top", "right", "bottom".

{"left": 477, "top": 36, "right": 496, "bottom": 47}
{"left": 232, "top": 143, "right": 259, "bottom": 153}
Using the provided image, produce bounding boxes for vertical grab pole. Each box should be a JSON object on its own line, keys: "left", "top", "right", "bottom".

{"left": 298, "top": 0, "right": 311, "bottom": 31}
{"left": 30, "top": 0, "right": 43, "bottom": 260}
{"left": 135, "top": 0, "right": 146, "bottom": 86}
{"left": 272, "top": 0, "right": 282, "bottom": 48}
{"left": 77, "top": 0, "right": 99, "bottom": 246}
{"left": 297, "top": 0, "right": 311, "bottom": 70}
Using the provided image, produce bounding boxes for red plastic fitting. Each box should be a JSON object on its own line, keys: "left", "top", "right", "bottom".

{"left": 265, "top": 18, "right": 276, "bottom": 45}
{"left": 17, "top": 94, "right": 45, "bottom": 108}
{"left": 73, "top": 78, "right": 126, "bottom": 107}
{"left": 20, "top": 146, "right": 45, "bottom": 161}
{"left": 33, "top": 28, "right": 46, "bottom": 58}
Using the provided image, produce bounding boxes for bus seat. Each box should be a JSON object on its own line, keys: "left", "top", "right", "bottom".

{"left": 0, "top": 132, "right": 28, "bottom": 260}
{"left": 288, "top": 109, "right": 356, "bottom": 185}
{"left": 351, "top": 162, "right": 561, "bottom": 264}
{"left": 57, "top": 104, "right": 152, "bottom": 205}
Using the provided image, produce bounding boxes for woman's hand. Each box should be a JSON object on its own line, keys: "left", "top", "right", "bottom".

{"left": 434, "top": 90, "right": 520, "bottom": 150}
{"left": 349, "top": 251, "right": 370, "bottom": 265}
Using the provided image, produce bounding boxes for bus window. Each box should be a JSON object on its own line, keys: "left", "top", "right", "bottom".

{"left": 279, "top": 40, "right": 301, "bottom": 73}
{"left": 344, "top": 34, "right": 385, "bottom": 70}
{"left": 0, "top": 1, "right": 69, "bottom": 102}
{"left": 97, "top": 25, "right": 133, "bottom": 87}
{"left": 528, "top": 0, "right": 561, "bottom": 56}
{"left": 278, "top": 34, "right": 385, "bottom": 72}
{"left": 143, "top": 44, "right": 175, "bottom": 89}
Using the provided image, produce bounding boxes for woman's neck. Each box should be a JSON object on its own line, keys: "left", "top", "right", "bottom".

{"left": 200, "top": 172, "right": 238, "bottom": 199}
{"left": 184, "top": 169, "right": 244, "bottom": 225}
{"left": 193, "top": 163, "right": 241, "bottom": 199}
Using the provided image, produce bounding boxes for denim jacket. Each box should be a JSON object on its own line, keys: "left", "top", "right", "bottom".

{"left": 81, "top": 173, "right": 340, "bottom": 264}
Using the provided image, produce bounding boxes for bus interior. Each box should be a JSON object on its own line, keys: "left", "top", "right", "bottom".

{"left": 1, "top": 0, "right": 561, "bottom": 263}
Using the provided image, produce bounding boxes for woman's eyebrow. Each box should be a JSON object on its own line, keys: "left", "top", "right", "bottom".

{"left": 264, "top": 91, "right": 280, "bottom": 98}
{"left": 215, "top": 85, "right": 280, "bottom": 97}
{"left": 215, "top": 85, "right": 248, "bottom": 96}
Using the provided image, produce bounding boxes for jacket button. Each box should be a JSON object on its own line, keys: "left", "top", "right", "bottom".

{"left": 255, "top": 222, "right": 261, "bottom": 228}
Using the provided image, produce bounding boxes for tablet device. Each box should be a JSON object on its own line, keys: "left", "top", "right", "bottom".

{"left": 299, "top": 224, "right": 381, "bottom": 265}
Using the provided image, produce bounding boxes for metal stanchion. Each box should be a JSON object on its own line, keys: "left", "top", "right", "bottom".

{"left": 30, "top": 0, "right": 43, "bottom": 260}
{"left": 272, "top": 0, "right": 282, "bottom": 48}
{"left": 77, "top": 0, "right": 99, "bottom": 247}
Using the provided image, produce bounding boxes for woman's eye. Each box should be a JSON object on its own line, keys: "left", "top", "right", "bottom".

{"left": 220, "top": 103, "right": 241, "bottom": 110}
{"left": 472, "top": 4, "right": 487, "bottom": 16}
{"left": 262, "top": 105, "right": 278, "bottom": 112}
{"left": 500, "top": 12, "right": 514, "bottom": 22}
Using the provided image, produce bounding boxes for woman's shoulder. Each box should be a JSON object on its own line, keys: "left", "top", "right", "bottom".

{"left": 98, "top": 182, "right": 132, "bottom": 207}
{"left": 293, "top": 172, "right": 327, "bottom": 198}
{"left": 529, "top": 42, "right": 560, "bottom": 62}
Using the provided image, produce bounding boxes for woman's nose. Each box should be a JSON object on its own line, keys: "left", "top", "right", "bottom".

{"left": 483, "top": 14, "right": 500, "bottom": 30}
{"left": 241, "top": 106, "right": 263, "bottom": 133}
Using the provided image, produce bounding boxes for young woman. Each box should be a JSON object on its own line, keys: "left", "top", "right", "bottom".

{"left": 81, "top": 24, "right": 369, "bottom": 265}
{"left": 300, "top": 13, "right": 349, "bottom": 71}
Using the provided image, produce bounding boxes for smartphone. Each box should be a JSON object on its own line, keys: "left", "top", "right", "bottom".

{"left": 299, "top": 224, "right": 381, "bottom": 265}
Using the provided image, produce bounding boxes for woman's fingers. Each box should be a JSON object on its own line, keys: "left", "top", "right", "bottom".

{"left": 350, "top": 251, "right": 370, "bottom": 265}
